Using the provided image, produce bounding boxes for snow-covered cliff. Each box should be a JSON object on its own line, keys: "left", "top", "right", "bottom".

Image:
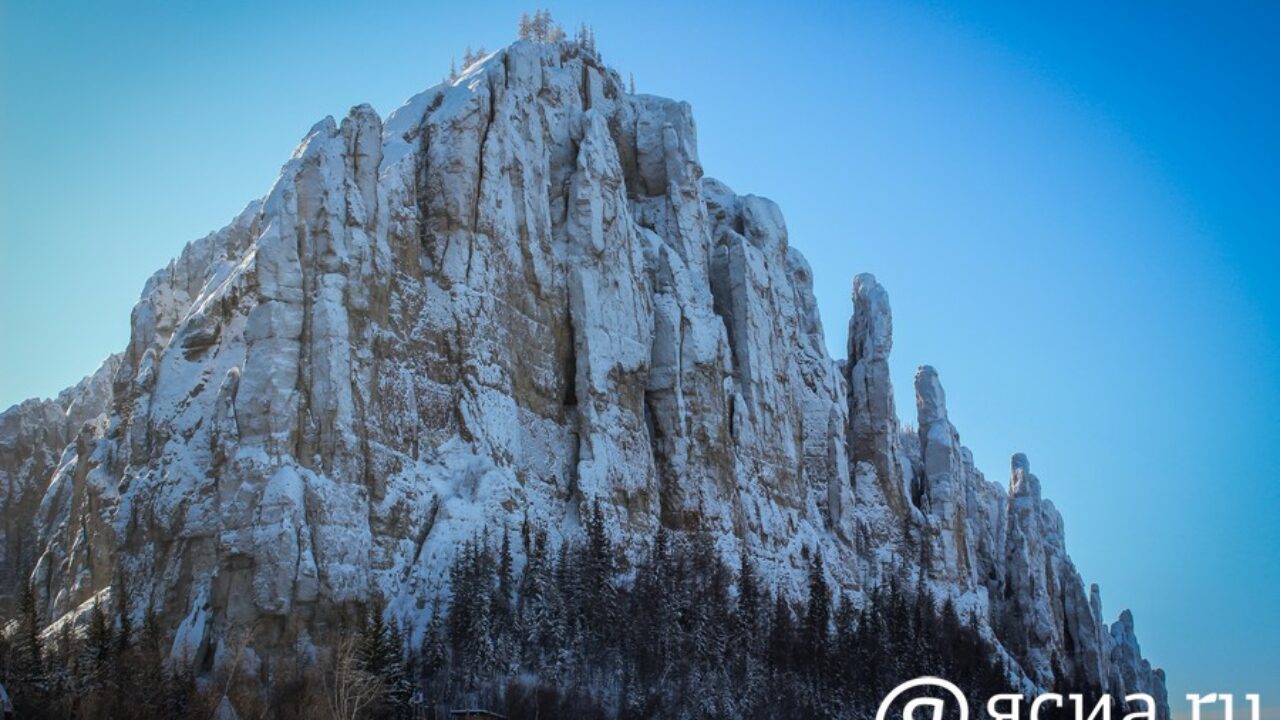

{"left": 0, "top": 36, "right": 1165, "bottom": 711}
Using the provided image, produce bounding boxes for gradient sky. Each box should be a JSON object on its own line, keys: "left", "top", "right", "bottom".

{"left": 2, "top": 0, "right": 1277, "bottom": 711}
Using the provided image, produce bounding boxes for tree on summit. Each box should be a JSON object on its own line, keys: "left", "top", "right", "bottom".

{"left": 519, "top": 10, "right": 565, "bottom": 43}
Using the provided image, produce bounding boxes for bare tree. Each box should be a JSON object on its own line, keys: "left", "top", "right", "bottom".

{"left": 323, "top": 638, "right": 383, "bottom": 720}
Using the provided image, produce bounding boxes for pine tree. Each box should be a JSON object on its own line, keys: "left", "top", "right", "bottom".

{"left": 498, "top": 526, "right": 514, "bottom": 611}
{"left": 580, "top": 501, "right": 618, "bottom": 659}
{"left": 115, "top": 580, "right": 133, "bottom": 654}
{"left": 688, "top": 532, "right": 732, "bottom": 715}
{"left": 576, "top": 23, "right": 597, "bottom": 56}
{"left": 358, "top": 594, "right": 393, "bottom": 679}
{"left": 135, "top": 604, "right": 168, "bottom": 715}
{"left": 448, "top": 536, "right": 498, "bottom": 689}
{"left": 907, "top": 569, "right": 936, "bottom": 677}
{"left": 736, "top": 545, "right": 762, "bottom": 645}
{"left": 531, "top": 10, "right": 549, "bottom": 41}
{"left": 630, "top": 526, "right": 669, "bottom": 690}
{"left": 732, "top": 544, "right": 765, "bottom": 711}
{"left": 885, "top": 573, "right": 913, "bottom": 681}
{"left": 552, "top": 537, "right": 580, "bottom": 678}
{"left": 12, "top": 576, "right": 43, "bottom": 686}
{"left": 492, "top": 526, "right": 516, "bottom": 674}
{"left": 803, "top": 550, "right": 831, "bottom": 674}
{"left": 86, "top": 599, "right": 116, "bottom": 696}
{"left": 767, "top": 592, "right": 793, "bottom": 674}
{"left": 517, "top": 525, "right": 559, "bottom": 671}
{"left": 384, "top": 619, "right": 410, "bottom": 717}
{"left": 419, "top": 603, "right": 448, "bottom": 692}
{"left": 833, "top": 593, "right": 861, "bottom": 705}
{"left": 44, "top": 622, "right": 77, "bottom": 717}
{"left": 521, "top": 9, "right": 565, "bottom": 43}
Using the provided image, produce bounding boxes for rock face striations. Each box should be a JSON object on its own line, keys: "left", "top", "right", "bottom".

{"left": 0, "top": 37, "right": 1165, "bottom": 712}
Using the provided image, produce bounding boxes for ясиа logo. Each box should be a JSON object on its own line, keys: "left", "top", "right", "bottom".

{"left": 876, "top": 678, "right": 1262, "bottom": 720}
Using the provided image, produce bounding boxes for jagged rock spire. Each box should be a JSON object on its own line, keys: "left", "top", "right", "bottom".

{"left": 1010, "top": 451, "right": 1041, "bottom": 499}
{"left": 999, "top": 451, "right": 1160, "bottom": 711}
{"left": 912, "top": 364, "right": 975, "bottom": 581}
{"left": 846, "top": 273, "right": 908, "bottom": 512}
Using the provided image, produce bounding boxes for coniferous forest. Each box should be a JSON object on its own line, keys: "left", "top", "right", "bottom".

{"left": 1, "top": 505, "right": 1019, "bottom": 719}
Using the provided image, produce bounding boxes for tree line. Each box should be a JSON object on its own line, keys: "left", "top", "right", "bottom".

{"left": 0, "top": 505, "right": 1019, "bottom": 719}
{"left": 446, "top": 11, "right": 600, "bottom": 84}
{"left": 0, "top": 578, "right": 207, "bottom": 719}
{"left": 343, "top": 504, "right": 1015, "bottom": 719}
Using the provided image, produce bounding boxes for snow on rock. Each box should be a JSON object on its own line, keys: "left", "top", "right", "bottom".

{"left": 1109, "top": 609, "right": 1171, "bottom": 715}
{"left": 0, "top": 35, "right": 1165, "bottom": 712}
{"left": 0, "top": 355, "right": 118, "bottom": 614}
{"left": 847, "top": 273, "right": 910, "bottom": 517}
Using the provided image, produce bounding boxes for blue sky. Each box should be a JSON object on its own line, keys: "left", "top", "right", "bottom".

{"left": 1, "top": 0, "right": 1276, "bottom": 709}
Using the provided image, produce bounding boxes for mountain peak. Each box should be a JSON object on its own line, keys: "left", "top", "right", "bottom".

{"left": 0, "top": 25, "right": 1167, "bottom": 718}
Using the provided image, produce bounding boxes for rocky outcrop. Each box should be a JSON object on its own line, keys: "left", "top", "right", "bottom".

{"left": 847, "top": 273, "right": 909, "bottom": 516}
{"left": 998, "top": 454, "right": 1104, "bottom": 691}
{"left": 0, "top": 355, "right": 118, "bottom": 614}
{"left": 0, "top": 35, "right": 1165, "bottom": 712}
{"left": 1109, "top": 610, "right": 1170, "bottom": 713}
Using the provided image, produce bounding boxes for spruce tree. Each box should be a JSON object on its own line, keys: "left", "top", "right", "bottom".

{"left": 135, "top": 604, "right": 167, "bottom": 715}
{"left": 13, "top": 577, "right": 43, "bottom": 686}
{"left": 498, "top": 526, "right": 514, "bottom": 612}
{"left": 767, "top": 592, "right": 793, "bottom": 674}
{"left": 531, "top": 10, "right": 549, "bottom": 41}
{"left": 803, "top": 550, "right": 831, "bottom": 675}
{"left": 114, "top": 578, "right": 133, "bottom": 654}
{"left": 86, "top": 600, "right": 115, "bottom": 680}
{"left": 419, "top": 602, "right": 448, "bottom": 694}
{"left": 448, "top": 536, "right": 498, "bottom": 689}
{"left": 833, "top": 593, "right": 861, "bottom": 706}
{"left": 580, "top": 501, "right": 618, "bottom": 660}
{"left": 358, "top": 594, "right": 392, "bottom": 679}
{"left": 385, "top": 619, "right": 410, "bottom": 717}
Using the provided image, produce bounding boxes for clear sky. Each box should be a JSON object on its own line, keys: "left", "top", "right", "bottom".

{"left": 1, "top": 0, "right": 1276, "bottom": 711}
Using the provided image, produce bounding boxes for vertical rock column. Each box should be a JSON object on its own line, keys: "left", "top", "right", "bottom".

{"left": 913, "top": 365, "right": 974, "bottom": 583}
{"left": 1002, "top": 453, "right": 1059, "bottom": 685}
{"left": 1000, "top": 453, "right": 1108, "bottom": 693}
{"left": 846, "top": 273, "right": 908, "bottom": 514}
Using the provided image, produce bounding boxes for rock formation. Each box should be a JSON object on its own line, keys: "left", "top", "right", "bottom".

{"left": 0, "top": 355, "right": 118, "bottom": 614}
{"left": 0, "top": 36, "right": 1166, "bottom": 713}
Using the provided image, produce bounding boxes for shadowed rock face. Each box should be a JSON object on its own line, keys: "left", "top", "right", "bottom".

{"left": 0, "top": 37, "right": 1165, "bottom": 713}
{"left": 0, "top": 355, "right": 118, "bottom": 615}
